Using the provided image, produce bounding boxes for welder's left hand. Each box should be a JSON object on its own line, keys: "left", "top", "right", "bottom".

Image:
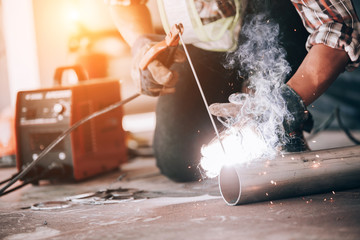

{"left": 131, "top": 34, "right": 186, "bottom": 97}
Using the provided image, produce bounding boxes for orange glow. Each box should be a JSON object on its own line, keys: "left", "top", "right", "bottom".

{"left": 67, "top": 8, "right": 80, "bottom": 22}
{"left": 61, "top": 3, "right": 82, "bottom": 35}
{"left": 311, "top": 161, "right": 321, "bottom": 168}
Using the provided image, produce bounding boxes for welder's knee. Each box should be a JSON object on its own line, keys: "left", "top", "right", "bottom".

{"left": 153, "top": 128, "right": 202, "bottom": 182}
{"left": 155, "top": 156, "right": 201, "bottom": 182}
{"left": 152, "top": 92, "right": 211, "bottom": 182}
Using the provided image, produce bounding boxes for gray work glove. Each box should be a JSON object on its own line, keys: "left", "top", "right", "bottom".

{"left": 209, "top": 84, "right": 313, "bottom": 152}
{"left": 279, "top": 84, "right": 313, "bottom": 152}
{"left": 131, "top": 34, "right": 186, "bottom": 97}
{"left": 279, "top": 84, "right": 313, "bottom": 134}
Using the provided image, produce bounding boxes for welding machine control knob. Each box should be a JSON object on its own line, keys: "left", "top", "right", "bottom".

{"left": 53, "top": 103, "right": 65, "bottom": 114}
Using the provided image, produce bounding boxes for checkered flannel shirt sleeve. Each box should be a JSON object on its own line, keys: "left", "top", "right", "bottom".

{"left": 291, "top": 0, "right": 360, "bottom": 70}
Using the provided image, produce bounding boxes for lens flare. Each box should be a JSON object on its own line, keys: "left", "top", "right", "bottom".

{"left": 68, "top": 9, "right": 79, "bottom": 22}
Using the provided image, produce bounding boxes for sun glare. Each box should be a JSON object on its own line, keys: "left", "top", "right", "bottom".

{"left": 67, "top": 8, "right": 80, "bottom": 22}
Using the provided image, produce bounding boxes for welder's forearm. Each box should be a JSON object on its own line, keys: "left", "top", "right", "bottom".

{"left": 287, "top": 44, "right": 350, "bottom": 106}
{"left": 108, "top": 4, "right": 154, "bottom": 46}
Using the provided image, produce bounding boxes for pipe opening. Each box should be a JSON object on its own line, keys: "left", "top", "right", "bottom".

{"left": 219, "top": 166, "right": 241, "bottom": 205}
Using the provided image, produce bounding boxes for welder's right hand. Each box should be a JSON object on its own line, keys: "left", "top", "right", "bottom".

{"left": 131, "top": 35, "right": 186, "bottom": 97}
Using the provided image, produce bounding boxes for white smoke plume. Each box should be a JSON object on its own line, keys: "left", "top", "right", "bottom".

{"left": 200, "top": 14, "right": 293, "bottom": 178}
{"left": 226, "top": 13, "right": 292, "bottom": 150}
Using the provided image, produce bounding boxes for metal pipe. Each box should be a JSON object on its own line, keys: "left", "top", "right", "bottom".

{"left": 219, "top": 145, "right": 360, "bottom": 205}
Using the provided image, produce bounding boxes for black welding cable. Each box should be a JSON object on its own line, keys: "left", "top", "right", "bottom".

{"left": 335, "top": 108, "right": 360, "bottom": 145}
{"left": 0, "top": 162, "right": 62, "bottom": 197}
{"left": 0, "top": 179, "right": 32, "bottom": 196}
{"left": 307, "top": 106, "right": 360, "bottom": 145}
{"left": 0, "top": 161, "right": 68, "bottom": 197}
{"left": 0, "top": 93, "right": 140, "bottom": 197}
{"left": 307, "top": 110, "right": 336, "bottom": 140}
{"left": 0, "top": 172, "right": 20, "bottom": 185}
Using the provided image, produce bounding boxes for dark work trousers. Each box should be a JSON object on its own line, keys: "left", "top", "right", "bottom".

{"left": 154, "top": 46, "right": 240, "bottom": 182}
{"left": 154, "top": 0, "right": 309, "bottom": 182}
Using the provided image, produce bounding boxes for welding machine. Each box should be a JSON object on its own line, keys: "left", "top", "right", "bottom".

{"left": 15, "top": 78, "right": 128, "bottom": 181}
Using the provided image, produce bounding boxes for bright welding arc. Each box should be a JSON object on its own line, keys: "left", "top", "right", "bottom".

{"left": 176, "top": 23, "right": 226, "bottom": 154}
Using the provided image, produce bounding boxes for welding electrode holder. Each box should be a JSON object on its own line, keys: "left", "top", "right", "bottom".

{"left": 139, "top": 24, "right": 184, "bottom": 70}
{"left": 132, "top": 24, "right": 185, "bottom": 96}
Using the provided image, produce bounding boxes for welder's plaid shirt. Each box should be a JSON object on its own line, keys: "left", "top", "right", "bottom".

{"left": 106, "top": 0, "right": 359, "bottom": 70}
{"left": 291, "top": 0, "right": 360, "bottom": 70}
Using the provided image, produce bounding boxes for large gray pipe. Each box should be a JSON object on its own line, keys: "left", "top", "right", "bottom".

{"left": 219, "top": 145, "right": 360, "bottom": 205}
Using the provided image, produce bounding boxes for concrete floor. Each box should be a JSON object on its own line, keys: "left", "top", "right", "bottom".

{"left": 1, "top": 131, "right": 360, "bottom": 240}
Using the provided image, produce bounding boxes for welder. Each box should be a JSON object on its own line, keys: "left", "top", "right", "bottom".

{"left": 105, "top": 0, "right": 360, "bottom": 182}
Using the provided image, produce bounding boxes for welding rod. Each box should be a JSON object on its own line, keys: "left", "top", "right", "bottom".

{"left": 176, "top": 24, "right": 226, "bottom": 153}
{"left": 219, "top": 145, "right": 360, "bottom": 205}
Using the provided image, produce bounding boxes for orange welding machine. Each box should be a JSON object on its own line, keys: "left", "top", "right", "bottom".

{"left": 15, "top": 68, "right": 127, "bottom": 182}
